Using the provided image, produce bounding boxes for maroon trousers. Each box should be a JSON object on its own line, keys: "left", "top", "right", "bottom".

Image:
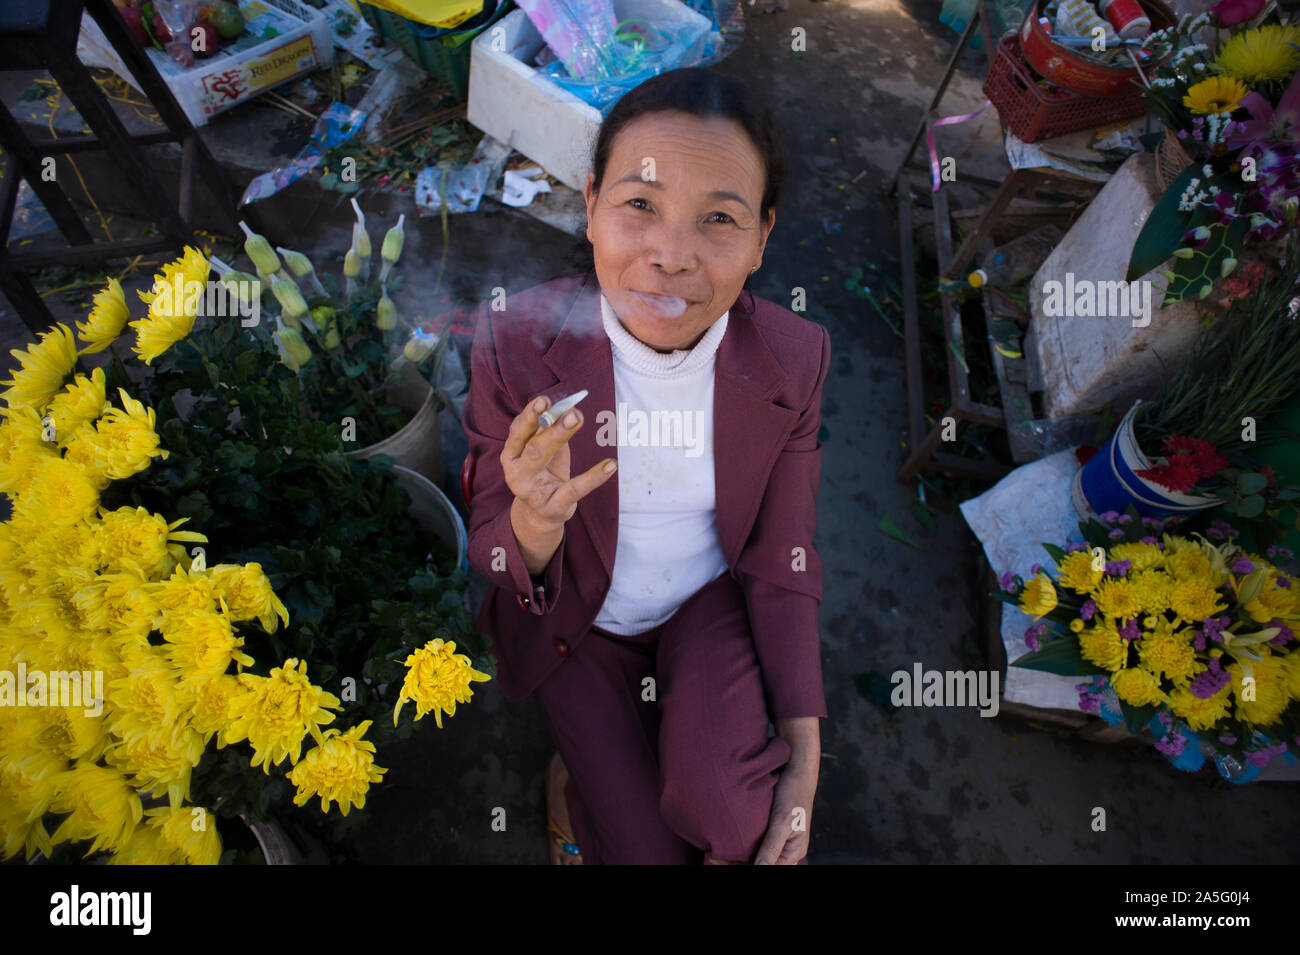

{"left": 533, "top": 570, "right": 799, "bottom": 864}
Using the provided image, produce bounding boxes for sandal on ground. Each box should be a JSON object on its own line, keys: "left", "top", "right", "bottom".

{"left": 546, "top": 752, "right": 583, "bottom": 864}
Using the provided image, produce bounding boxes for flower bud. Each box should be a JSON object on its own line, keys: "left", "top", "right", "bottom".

{"left": 1197, "top": 282, "right": 1214, "bottom": 300}
{"left": 1157, "top": 269, "right": 1177, "bottom": 282}
{"left": 1192, "top": 225, "right": 1212, "bottom": 242}
{"left": 376, "top": 292, "right": 397, "bottom": 331}
{"left": 382, "top": 214, "right": 406, "bottom": 263}
{"left": 1220, "top": 257, "right": 1237, "bottom": 278}
{"left": 239, "top": 221, "right": 280, "bottom": 275}
{"left": 270, "top": 274, "right": 308, "bottom": 320}
{"left": 403, "top": 326, "right": 437, "bottom": 362}
{"left": 311, "top": 306, "right": 339, "bottom": 348}
{"left": 221, "top": 270, "right": 261, "bottom": 309}
{"left": 276, "top": 246, "right": 316, "bottom": 280}
{"left": 274, "top": 324, "right": 312, "bottom": 372}
{"left": 344, "top": 249, "right": 361, "bottom": 278}
{"left": 1172, "top": 247, "right": 1195, "bottom": 259}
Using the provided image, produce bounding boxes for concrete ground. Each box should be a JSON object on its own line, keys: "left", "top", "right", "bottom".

{"left": 3, "top": 0, "right": 1298, "bottom": 864}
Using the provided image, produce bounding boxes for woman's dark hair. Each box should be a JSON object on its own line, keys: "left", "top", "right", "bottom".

{"left": 568, "top": 67, "right": 785, "bottom": 287}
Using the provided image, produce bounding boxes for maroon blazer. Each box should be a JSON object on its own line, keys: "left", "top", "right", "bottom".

{"left": 461, "top": 270, "right": 830, "bottom": 720}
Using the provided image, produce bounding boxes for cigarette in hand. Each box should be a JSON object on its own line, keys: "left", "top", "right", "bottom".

{"left": 537, "top": 390, "right": 589, "bottom": 430}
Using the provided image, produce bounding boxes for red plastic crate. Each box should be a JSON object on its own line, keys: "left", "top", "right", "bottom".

{"left": 983, "top": 35, "right": 1147, "bottom": 143}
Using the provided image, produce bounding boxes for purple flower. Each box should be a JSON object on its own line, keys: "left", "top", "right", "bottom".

{"left": 1108, "top": 528, "right": 1125, "bottom": 541}
{"left": 1277, "top": 576, "right": 1292, "bottom": 589}
{"left": 1228, "top": 71, "right": 1300, "bottom": 154}
{"left": 1177, "top": 129, "right": 1188, "bottom": 140}
{"left": 1078, "top": 691, "right": 1102, "bottom": 714}
{"left": 1269, "top": 621, "right": 1295, "bottom": 647}
{"left": 1065, "top": 541, "right": 1089, "bottom": 553}
{"left": 1155, "top": 732, "right": 1187, "bottom": 757}
{"left": 1080, "top": 598, "right": 1097, "bottom": 621}
{"left": 1117, "top": 514, "right": 1133, "bottom": 525}
{"left": 1208, "top": 518, "right": 1239, "bottom": 539}
{"left": 1141, "top": 517, "right": 1162, "bottom": 528}
{"left": 1024, "top": 622, "right": 1046, "bottom": 651}
{"left": 1105, "top": 560, "right": 1132, "bottom": 577}
{"left": 1157, "top": 711, "right": 1172, "bottom": 725}
{"left": 1120, "top": 619, "right": 1140, "bottom": 642}
{"left": 1210, "top": 190, "right": 1240, "bottom": 227}
{"left": 1031, "top": 563, "right": 1043, "bottom": 576}
{"left": 1219, "top": 735, "right": 1237, "bottom": 745}
{"left": 1232, "top": 557, "right": 1254, "bottom": 574}
{"left": 1194, "top": 629, "right": 1207, "bottom": 651}
{"left": 1191, "top": 657, "right": 1231, "bottom": 698}
{"left": 1001, "top": 571, "right": 1018, "bottom": 592}
{"left": 1099, "top": 510, "right": 1120, "bottom": 524}
{"left": 1266, "top": 544, "right": 1295, "bottom": 562}
{"left": 1140, "top": 536, "right": 1159, "bottom": 545}
{"left": 1202, "top": 616, "right": 1230, "bottom": 641}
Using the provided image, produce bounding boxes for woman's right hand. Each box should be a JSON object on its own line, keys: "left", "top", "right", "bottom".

{"left": 502, "top": 394, "right": 617, "bottom": 539}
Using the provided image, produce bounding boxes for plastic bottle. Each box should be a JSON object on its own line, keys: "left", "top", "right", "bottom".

{"left": 966, "top": 226, "right": 1061, "bottom": 289}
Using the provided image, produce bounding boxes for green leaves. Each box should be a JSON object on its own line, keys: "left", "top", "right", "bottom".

{"left": 1127, "top": 164, "right": 1200, "bottom": 282}
{"left": 1011, "top": 637, "right": 1109, "bottom": 676}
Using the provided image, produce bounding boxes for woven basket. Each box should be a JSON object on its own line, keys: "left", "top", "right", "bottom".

{"left": 1155, "top": 128, "right": 1194, "bottom": 191}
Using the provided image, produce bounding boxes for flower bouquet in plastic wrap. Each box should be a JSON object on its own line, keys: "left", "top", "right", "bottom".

{"left": 997, "top": 508, "right": 1300, "bottom": 782}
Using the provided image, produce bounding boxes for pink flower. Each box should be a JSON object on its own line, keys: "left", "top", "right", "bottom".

{"left": 1229, "top": 72, "right": 1300, "bottom": 153}
{"left": 1210, "top": 0, "right": 1265, "bottom": 26}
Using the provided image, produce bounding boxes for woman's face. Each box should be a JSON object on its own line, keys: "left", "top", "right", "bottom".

{"left": 584, "top": 111, "right": 775, "bottom": 353}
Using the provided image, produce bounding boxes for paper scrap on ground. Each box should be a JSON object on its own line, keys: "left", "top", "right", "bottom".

{"left": 239, "top": 101, "right": 367, "bottom": 207}
{"left": 958, "top": 448, "right": 1086, "bottom": 711}
{"left": 500, "top": 167, "right": 552, "bottom": 207}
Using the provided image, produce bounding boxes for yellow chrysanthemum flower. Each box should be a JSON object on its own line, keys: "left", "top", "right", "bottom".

{"left": 108, "top": 820, "right": 182, "bottom": 865}
{"left": 131, "top": 247, "right": 210, "bottom": 364}
{"left": 0, "top": 405, "right": 56, "bottom": 496}
{"left": 1018, "top": 572, "right": 1057, "bottom": 618}
{"left": 0, "top": 751, "right": 64, "bottom": 831}
{"left": 223, "top": 658, "right": 342, "bottom": 773}
{"left": 1056, "top": 550, "right": 1103, "bottom": 594}
{"left": 190, "top": 673, "right": 243, "bottom": 739}
{"left": 1079, "top": 618, "right": 1129, "bottom": 672}
{"left": 1182, "top": 75, "right": 1250, "bottom": 114}
{"left": 1108, "top": 542, "right": 1164, "bottom": 574}
{"left": 1242, "top": 572, "right": 1298, "bottom": 625}
{"left": 1168, "top": 578, "right": 1228, "bottom": 624}
{"left": 288, "top": 720, "right": 388, "bottom": 816}
{"left": 76, "top": 277, "right": 130, "bottom": 354}
{"left": 1111, "top": 666, "right": 1167, "bottom": 707}
{"left": 72, "top": 568, "right": 158, "bottom": 643}
{"left": 1092, "top": 577, "right": 1143, "bottom": 621}
{"left": 1136, "top": 620, "right": 1199, "bottom": 684}
{"left": 1163, "top": 544, "right": 1216, "bottom": 583}
{"left": 33, "top": 705, "right": 110, "bottom": 764}
{"left": 1228, "top": 656, "right": 1291, "bottom": 726}
{"left": 392, "top": 638, "right": 492, "bottom": 729}
{"left": 161, "top": 609, "right": 254, "bottom": 687}
{"left": 0, "top": 323, "right": 78, "bottom": 411}
{"left": 145, "top": 563, "right": 220, "bottom": 625}
{"left": 44, "top": 368, "right": 110, "bottom": 447}
{"left": 98, "top": 506, "right": 205, "bottom": 578}
{"left": 105, "top": 647, "right": 189, "bottom": 749}
{"left": 49, "top": 762, "right": 144, "bottom": 857}
{"left": 1215, "top": 24, "right": 1300, "bottom": 84}
{"left": 1168, "top": 683, "right": 1233, "bottom": 732}
{"left": 63, "top": 388, "right": 168, "bottom": 483}
{"left": 143, "top": 805, "right": 222, "bottom": 865}
{"left": 1283, "top": 650, "right": 1300, "bottom": 700}
{"left": 1128, "top": 569, "right": 1174, "bottom": 614}
{"left": 208, "top": 563, "right": 289, "bottom": 634}
{"left": 14, "top": 455, "right": 101, "bottom": 526}
{"left": 105, "top": 726, "right": 205, "bottom": 808}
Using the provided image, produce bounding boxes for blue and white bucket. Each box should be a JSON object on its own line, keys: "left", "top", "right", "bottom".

{"left": 1071, "top": 399, "right": 1221, "bottom": 521}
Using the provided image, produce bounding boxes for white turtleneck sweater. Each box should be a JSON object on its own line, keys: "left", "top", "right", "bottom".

{"left": 592, "top": 292, "right": 731, "bottom": 636}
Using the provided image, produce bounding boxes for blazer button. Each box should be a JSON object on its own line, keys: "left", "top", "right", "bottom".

{"left": 553, "top": 637, "right": 569, "bottom": 657}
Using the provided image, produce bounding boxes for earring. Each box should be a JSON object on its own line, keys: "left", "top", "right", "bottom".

{"left": 751, "top": 266, "right": 757, "bottom": 273}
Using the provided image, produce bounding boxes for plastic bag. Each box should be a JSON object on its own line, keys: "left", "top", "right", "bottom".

{"left": 150, "top": 0, "right": 205, "bottom": 68}
{"left": 527, "top": 0, "right": 713, "bottom": 113}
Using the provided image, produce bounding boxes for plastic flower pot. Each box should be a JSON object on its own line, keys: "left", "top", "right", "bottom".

{"left": 344, "top": 373, "right": 444, "bottom": 486}
{"left": 390, "top": 464, "right": 468, "bottom": 574}
{"left": 1071, "top": 398, "right": 1221, "bottom": 520}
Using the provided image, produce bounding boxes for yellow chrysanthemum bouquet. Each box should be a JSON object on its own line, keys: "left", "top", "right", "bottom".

{"left": 1000, "top": 506, "right": 1300, "bottom": 778}
{"left": 0, "top": 247, "right": 491, "bottom": 863}
{"left": 1128, "top": 8, "right": 1299, "bottom": 303}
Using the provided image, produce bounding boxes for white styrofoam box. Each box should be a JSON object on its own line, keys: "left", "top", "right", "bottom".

{"left": 77, "top": 0, "right": 334, "bottom": 128}
{"left": 466, "top": 0, "right": 712, "bottom": 192}
{"left": 1024, "top": 152, "right": 1200, "bottom": 418}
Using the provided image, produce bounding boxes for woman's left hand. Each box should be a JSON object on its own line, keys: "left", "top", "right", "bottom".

{"left": 753, "top": 759, "right": 819, "bottom": 864}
